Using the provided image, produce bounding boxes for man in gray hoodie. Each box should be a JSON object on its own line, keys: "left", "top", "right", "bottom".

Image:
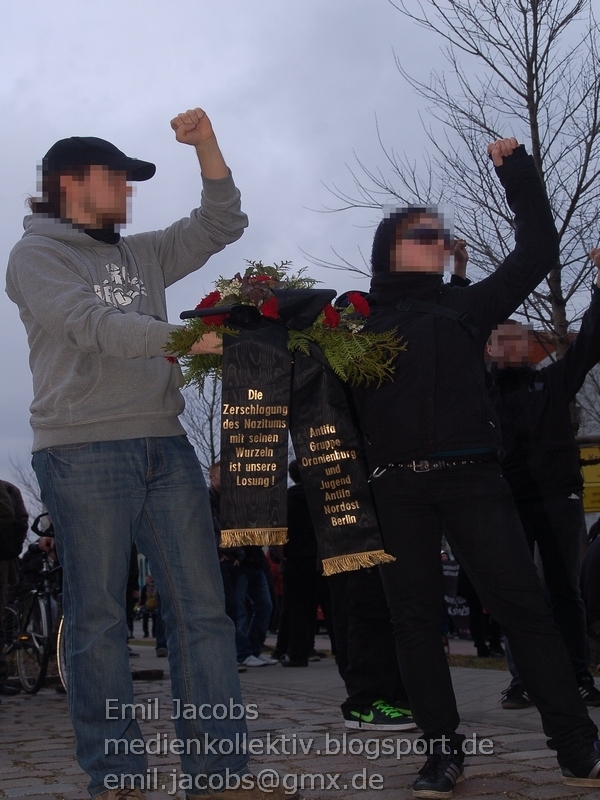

{"left": 6, "top": 109, "right": 296, "bottom": 800}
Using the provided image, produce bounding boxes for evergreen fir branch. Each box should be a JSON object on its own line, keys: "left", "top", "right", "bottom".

{"left": 288, "top": 326, "right": 405, "bottom": 386}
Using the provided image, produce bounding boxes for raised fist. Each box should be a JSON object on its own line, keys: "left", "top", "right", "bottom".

{"left": 487, "top": 137, "right": 519, "bottom": 167}
{"left": 170, "top": 107, "right": 216, "bottom": 147}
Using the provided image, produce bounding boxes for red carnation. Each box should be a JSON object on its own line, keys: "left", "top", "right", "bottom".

{"left": 261, "top": 296, "right": 279, "bottom": 319}
{"left": 195, "top": 290, "right": 227, "bottom": 326}
{"left": 323, "top": 304, "right": 341, "bottom": 328}
{"left": 347, "top": 292, "right": 370, "bottom": 317}
{"left": 195, "top": 290, "right": 222, "bottom": 310}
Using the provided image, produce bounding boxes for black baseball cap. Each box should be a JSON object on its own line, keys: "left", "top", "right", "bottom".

{"left": 42, "top": 136, "right": 156, "bottom": 181}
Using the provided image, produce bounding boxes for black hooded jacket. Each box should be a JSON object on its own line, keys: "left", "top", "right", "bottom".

{"left": 489, "top": 286, "right": 600, "bottom": 502}
{"left": 353, "top": 147, "right": 560, "bottom": 468}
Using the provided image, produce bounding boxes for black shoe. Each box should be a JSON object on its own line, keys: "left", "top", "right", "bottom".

{"left": 488, "top": 646, "right": 505, "bottom": 658}
{"left": 280, "top": 657, "right": 308, "bottom": 667}
{"left": 412, "top": 744, "right": 464, "bottom": 798}
{"left": 561, "top": 741, "right": 600, "bottom": 786}
{"left": 344, "top": 700, "right": 418, "bottom": 731}
{"left": 0, "top": 684, "right": 21, "bottom": 696}
{"left": 579, "top": 678, "right": 600, "bottom": 707}
{"left": 501, "top": 685, "right": 531, "bottom": 709}
{"left": 476, "top": 645, "right": 491, "bottom": 657}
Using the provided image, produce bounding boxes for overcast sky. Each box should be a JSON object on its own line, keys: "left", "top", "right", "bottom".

{"left": 0, "top": 0, "right": 443, "bottom": 494}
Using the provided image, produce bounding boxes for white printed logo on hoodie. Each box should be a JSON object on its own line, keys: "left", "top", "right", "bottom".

{"left": 93, "top": 262, "right": 147, "bottom": 307}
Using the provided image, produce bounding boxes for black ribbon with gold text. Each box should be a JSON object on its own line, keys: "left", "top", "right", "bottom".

{"left": 290, "top": 343, "right": 394, "bottom": 575}
{"left": 219, "top": 305, "right": 291, "bottom": 546}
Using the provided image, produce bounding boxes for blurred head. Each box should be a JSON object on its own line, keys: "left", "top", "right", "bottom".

{"left": 371, "top": 207, "right": 452, "bottom": 275}
{"left": 61, "top": 165, "right": 133, "bottom": 228}
{"left": 488, "top": 320, "right": 531, "bottom": 366}
{"left": 29, "top": 136, "right": 155, "bottom": 226}
{"left": 209, "top": 462, "right": 221, "bottom": 491}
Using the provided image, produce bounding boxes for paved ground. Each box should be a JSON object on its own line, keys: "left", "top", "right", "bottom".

{"left": 2, "top": 628, "right": 600, "bottom": 800}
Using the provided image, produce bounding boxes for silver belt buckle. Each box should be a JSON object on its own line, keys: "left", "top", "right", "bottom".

{"left": 412, "top": 460, "right": 431, "bottom": 472}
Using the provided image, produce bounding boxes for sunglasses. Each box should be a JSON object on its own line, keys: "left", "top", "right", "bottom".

{"left": 402, "top": 228, "right": 452, "bottom": 247}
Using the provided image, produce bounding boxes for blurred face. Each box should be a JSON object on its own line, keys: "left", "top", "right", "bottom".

{"left": 61, "top": 165, "right": 132, "bottom": 227}
{"left": 391, "top": 214, "right": 451, "bottom": 273}
{"left": 488, "top": 323, "right": 530, "bottom": 366}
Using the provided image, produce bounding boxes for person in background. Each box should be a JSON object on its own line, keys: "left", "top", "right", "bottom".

{"left": 274, "top": 460, "right": 321, "bottom": 667}
{"left": 0, "top": 480, "right": 27, "bottom": 700}
{"left": 234, "top": 545, "right": 279, "bottom": 668}
{"left": 328, "top": 566, "right": 418, "bottom": 732}
{"left": 454, "top": 246, "right": 600, "bottom": 709}
{"left": 581, "top": 520, "right": 600, "bottom": 664}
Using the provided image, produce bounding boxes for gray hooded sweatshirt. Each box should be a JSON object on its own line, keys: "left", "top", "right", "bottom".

{"left": 6, "top": 173, "right": 247, "bottom": 451}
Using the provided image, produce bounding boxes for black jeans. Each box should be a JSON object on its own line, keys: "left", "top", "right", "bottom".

{"left": 517, "top": 496, "right": 589, "bottom": 677}
{"left": 372, "top": 461, "right": 597, "bottom": 763}
{"left": 328, "top": 567, "right": 409, "bottom": 714}
{"left": 276, "top": 558, "right": 318, "bottom": 663}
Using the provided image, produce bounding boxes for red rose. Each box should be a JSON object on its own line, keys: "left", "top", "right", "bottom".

{"left": 261, "top": 296, "right": 279, "bottom": 319}
{"left": 165, "top": 356, "right": 178, "bottom": 364}
{"left": 323, "top": 304, "right": 341, "bottom": 328}
{"left": 347, "top": 292, "right": 370, "bottom": 317}
{"left": 195, "top": 290, "right": 222, "bottom": 310}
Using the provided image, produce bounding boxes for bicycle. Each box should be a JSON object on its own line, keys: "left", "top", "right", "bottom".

{"left": 2, "top": 513, "right": 67, "bottom": 694}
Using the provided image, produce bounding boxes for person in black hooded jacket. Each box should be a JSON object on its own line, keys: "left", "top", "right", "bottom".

{"left": 354, "top": 137, "right": 600, "bottom": 797}
{"left": 481, "top": 249, "right": 600, "bottom": 710}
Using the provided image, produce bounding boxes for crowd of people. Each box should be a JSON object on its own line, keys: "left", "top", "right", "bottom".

{"left": 3, "top": 107, "right": 600, "bottom": 800}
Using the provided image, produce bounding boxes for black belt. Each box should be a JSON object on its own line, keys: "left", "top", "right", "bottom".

{"left": 369, "top": 452, "right": 497, "bottom": 478}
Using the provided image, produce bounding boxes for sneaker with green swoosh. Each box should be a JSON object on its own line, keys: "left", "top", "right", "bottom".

{"left": 344, "top": 699, "right": 419, "bottom": 730}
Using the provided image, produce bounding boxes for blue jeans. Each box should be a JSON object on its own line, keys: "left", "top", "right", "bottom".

{"left": 234, "top": 563, "right": 272, "bottom": 662}
{"left": 33, "top": 437, "right": 249, "bottom": 797}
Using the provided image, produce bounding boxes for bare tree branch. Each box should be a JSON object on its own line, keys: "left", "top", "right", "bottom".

{"left": 180, "top": 380, "right": 222, "bottom": 474}
{"left": 318, "top": 0, "right": 600, "bottom": 356}
{"left": 8, "top": 456, "right": 45, "bottom": 526}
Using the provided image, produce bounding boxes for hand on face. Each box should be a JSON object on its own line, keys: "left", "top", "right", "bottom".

{"left": 170, "top": 107, "right": 216, "bottom": 147}
{"left": 453, "top": 238, "right": 468, "bottom": 277}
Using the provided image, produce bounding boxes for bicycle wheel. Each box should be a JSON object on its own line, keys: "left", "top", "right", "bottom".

{"left": 56, "top": 612, "right": 67, "bottom": 692}
{"left": 16, "top": 593, "right": 51, "bottom": 693}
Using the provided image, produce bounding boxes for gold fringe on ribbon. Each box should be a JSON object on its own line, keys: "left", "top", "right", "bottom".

{"left": 220, "top": 528, "right": 288, "bottom": 547}
{"left": 321, "top": 549, "right": 396, "bottom": 576}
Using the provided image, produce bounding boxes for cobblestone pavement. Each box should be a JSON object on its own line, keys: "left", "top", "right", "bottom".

{"left": 2, "top": 636, "right": 600, "bottom": 800}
